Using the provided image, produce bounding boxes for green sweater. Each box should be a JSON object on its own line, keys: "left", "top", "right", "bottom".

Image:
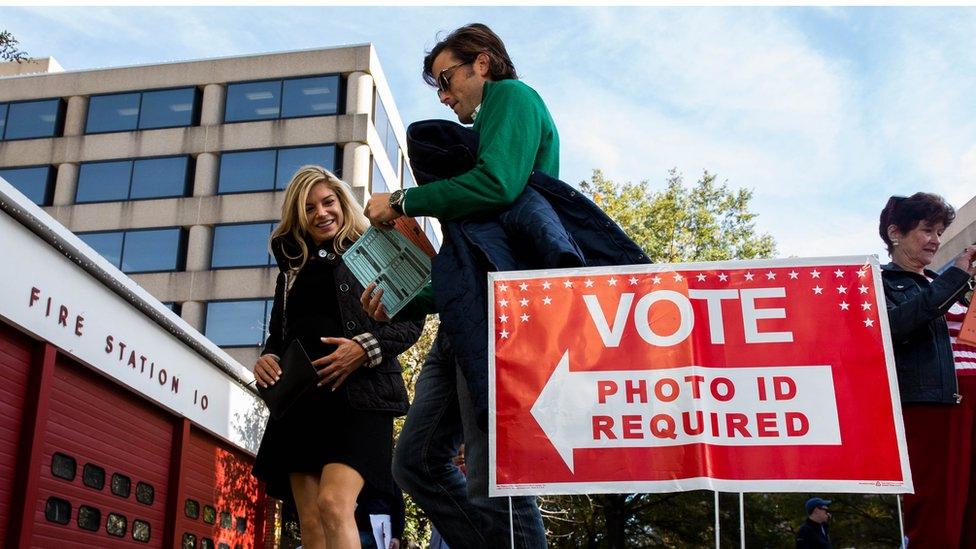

{"left": 397, "top": 79, "right": 560, "bottom": 319}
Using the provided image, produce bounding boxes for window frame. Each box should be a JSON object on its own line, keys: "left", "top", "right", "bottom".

{"left": 209, "top": 220, "right": 277, "bottom": 270}
{"left": 0, "top": 164, "right": 57, "bottom": 206}
{"left": 75, "top": 154, "right": 193, "bottom": 204}
{"left": 223, "top": 74, "right": 344, "bottom": 124}
{"left": 78, "top": 226, "right": 188, "bottom": 274}
{"left": 85, "top": 86, "right": 201, "bottom": 135}
{"left": 0, "top": 97, "right": 66, "bottom": 141}
{"left": 203, "top": 298, "right": 275, "bottom": 348}
{"left": 216, "top": 143, "right": 339, "bottom": 195}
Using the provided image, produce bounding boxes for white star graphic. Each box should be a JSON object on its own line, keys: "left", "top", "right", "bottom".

{"left": 788, "top": 271, "right": 799, "bottom": 279}
{"left": 673, "top": 273, "right": 684, "bottom": 282}
{"left": 629, "top": 276, "right": 639, "bottom": 285}
{"left": 811, "top": 269, "right": 821, "bottom": 279}
{"left": 696, "top": 273, "right": 707, "bottom": 282}
{"left": 542, "top": 296, "right": 552, "bottom": 305}
{"left": 498, "top": 283, "right": 509, "bottom": 292}
{"left": 813, "top": 285, "right": 824, "bottom": 295}
{"left": 499, "top": 314, "right": 508, "bottom": 323}
{"left": 858, "top": 285, "right": 869, "bottom": 294}
{"left": 519, "top": 298, "right": 529, "bottom": 307}
{"left": 563, "top": 280, "right": 573, "bottom": 288}
{"left": 584, "top": 279, "right": 594, "bottom": 288}
{"left": 520, "top": 313, "right": 530, "bottom": 322}
{"left": 863, "top": 318, "right": 875, "bottom": 327}
{"left": 857, "top": 268, "right": 868, "bottom": 278}
{"left": 500, "top": 329, "right": 509, "bottom": 339}
{"left": 652, "top": 275, "right": 662, "bottom": 284}
{"left": 837, "top": 285, "right": 847, "bottom": 294}
{"left": 542, "top": 281, "right": 552, "bottom": 290}
{"left": 839, "top": 301, "right": 850, "bottom": 311}
{"left": 608, "top": 277, "right": 617, "bottom": 286}
{"left": 519, "top": 282, "right": 529, "bottom": 291}
{"left": 499, "top": 299, "right": 509, "bottom": 307}
{"left": 861, "top": 302, "right": 872, "bottom": 311}
{"left": 766, "top": 271, "right": 776, "bottom": 280}
{"left": 718, "top": 273, "right": 729, "bottom": 282}
{"left": 834, "top": 269, "right": 845, "bottom": 278}
{"left": 744, "top": 272, "right": 755, "bottom": 281}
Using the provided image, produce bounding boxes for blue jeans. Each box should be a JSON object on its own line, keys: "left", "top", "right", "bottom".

{"left": 393, "top": 331, "right": 546, "bottom": 548}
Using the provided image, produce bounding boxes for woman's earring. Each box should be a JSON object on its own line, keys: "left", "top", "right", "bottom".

{"left": 892, "top": 239, "right": 899, "bottom": 247}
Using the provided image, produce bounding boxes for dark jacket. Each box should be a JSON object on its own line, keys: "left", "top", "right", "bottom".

{"left": 407, "top": 120, "right": 649, "bottom": 428}
{"left": 795, "top": 518, "right": 831, "bottom": 549}
{"left": 881, "top": 262, "right": 972, "bottom": 404}
{"left": 262, "top": 235, "right": 422, "bottom": 415}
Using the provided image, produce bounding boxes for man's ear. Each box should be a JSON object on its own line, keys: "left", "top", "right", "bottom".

{"left": 474, "top": 52, "right": 491, "bottom": 77}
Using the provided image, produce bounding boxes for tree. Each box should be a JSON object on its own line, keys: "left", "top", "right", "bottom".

{"left": 0, "top": 30, "right": 30, "bottom": 63}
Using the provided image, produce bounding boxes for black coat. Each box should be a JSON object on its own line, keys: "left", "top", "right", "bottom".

{"left": 261, "top": 235, "right": 422, "bottom": 415}
{"left": 881, "top": 262, "right": 972, "bottom": 404}
{"left": 795, "top": 519, "right": 831, "bottom": 549}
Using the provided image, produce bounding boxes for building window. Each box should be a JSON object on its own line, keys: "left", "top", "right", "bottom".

{"left": 86, "top": 87, "right": 200, "bottom": 134}
{"left": 235, "top": 517, "right": 247, "bottom": 533}
{"left": 371, "top": 158, "right": 389, "bottom": 193}
{"left": 203, "top": 504, "right": 216, "bottom": 525}
{"left": 136, "top": 482, "right": 154, "bottom": 505}
{"left": 211, "top": 222, "right": 275, "bottom": 269}
{"left": 51, "top": 452, "right": 77, "bottom": 481}
{"left": 77, "top": 505, "right": 101, "bottom": 531}
{"left": 44, "top": 497, "right": 71, "bottom": 524}
{"left": 83, "top": 463, "right": 105, "bottom": 490}
{"left": 0, "top": 98, "right": 64, "bottom": 140}
{"left": 217, "top": 144, "right": 336, "bottom": 194}
{"left": 76, "top": 156, "right": 192, "bottom": 203}
{"left": 220, "top": 510, "right": 232, "bottom": 529}
{"left": 132, "top": 519, "right": 151, "bottom": 542}
{"left": 219, "top": 544, "right": 231, "bottom": 549}
{"left": 0, "top": 165, "right": 55, "bottom": 206}
{"left": 204, "top": 299, "right": 274, "bottom": 347}
{"left": 402, "top": 160, "right": 417, "bottom": 189}
{"left": 225, "top": 75, "right": 339, "bottom": 122}
{"left": 78, "top": 227, "right": 186, "bottom": 273}
{"left": 201, "top": 539, "right": 215, "bottom": 549}
{"left": 111, "top": 473, "right": 132, "bottom": 498}
{"left": 373, "top": 91, "right": 400, "bottom": 175}
{"left": 106, "top": 513, "right": 127, "bottom": 537}
{"left": 182, "top": 533, "right": 197, "bottom": 549}
{"left": 163, "top": 302, "right": 183, "bottom": 315}
{"left": 184, "top": 499, "right": 200, "bottom": 519}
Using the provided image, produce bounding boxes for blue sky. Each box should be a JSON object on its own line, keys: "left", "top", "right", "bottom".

{"left": 5, "top": 6, "right": 976, "bottom": 260}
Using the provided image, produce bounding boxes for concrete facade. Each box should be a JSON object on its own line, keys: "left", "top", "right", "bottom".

{"left": 0, "top": 46, "right": 433, "bottom": 367}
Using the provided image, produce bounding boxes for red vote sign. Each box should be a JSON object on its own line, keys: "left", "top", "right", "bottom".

{"left": 488, "top": 256, "right": 912, "bottom": 496}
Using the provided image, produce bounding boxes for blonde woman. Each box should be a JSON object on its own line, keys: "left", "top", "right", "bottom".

{"left": 251, "top": 166, "right": 421, "bottom": 549}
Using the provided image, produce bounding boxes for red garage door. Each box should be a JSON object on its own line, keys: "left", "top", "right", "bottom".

{"left": 0, "top": 322, "right": 34, "bottom": 545}
{"left": 32, "top": 355, "right": 174, "bottom": 548}
{"left": 178, "top": 426, "right": 261, "bottom": 549}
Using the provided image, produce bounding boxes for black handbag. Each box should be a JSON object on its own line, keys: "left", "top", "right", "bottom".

{"left": 257, "top": 339, "right": 317, "bottom": 420}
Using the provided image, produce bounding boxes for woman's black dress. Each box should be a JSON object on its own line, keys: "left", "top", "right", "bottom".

{"left": 252, "top": 245, "right": 394, "bottom": 501}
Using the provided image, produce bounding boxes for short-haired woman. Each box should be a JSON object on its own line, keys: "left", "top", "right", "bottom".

{"left": 879, "top": 192, "right": 976, "bottom": 546}
{"left": 251, "top": 166, "right": 421, "bottom": 549}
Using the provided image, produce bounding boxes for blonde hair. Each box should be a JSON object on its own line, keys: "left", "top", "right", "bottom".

{"left": 271, "top": 165, "right": 369, "bottom": 272}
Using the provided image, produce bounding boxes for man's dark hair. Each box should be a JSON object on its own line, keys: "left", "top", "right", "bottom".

{"left": 878, "top": 192, "right": 956, "bottom": 253}
{"left": 423, "top": 23, "right": 517, "bottom": 87}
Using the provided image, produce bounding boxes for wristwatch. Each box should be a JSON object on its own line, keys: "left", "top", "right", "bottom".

{"left": 389, "top": 189, "right": 406, "bottom": 215}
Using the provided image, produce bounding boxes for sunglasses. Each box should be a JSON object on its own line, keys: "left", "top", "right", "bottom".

{"left": 437, "top": 61, "right": 471, "bottom": 93}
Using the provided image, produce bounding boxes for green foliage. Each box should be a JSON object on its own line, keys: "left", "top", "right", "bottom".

{"left": 0, "top": 30, "right": 30, "bottom": 63}
{"left": 580, "top": 168, "right": 775, "bottom": 263}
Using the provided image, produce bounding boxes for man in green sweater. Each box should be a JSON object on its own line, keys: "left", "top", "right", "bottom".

{"left": 363, "top": 23, "right": 555, "bottom": 547}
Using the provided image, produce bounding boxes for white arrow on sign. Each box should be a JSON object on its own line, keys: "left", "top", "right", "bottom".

{"left": 529, "top": 351, "right": 841, "bottom": 473}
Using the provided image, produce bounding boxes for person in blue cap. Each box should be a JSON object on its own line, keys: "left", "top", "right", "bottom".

{"left": 795, "top": 497, "right": 831, "bottom": 549}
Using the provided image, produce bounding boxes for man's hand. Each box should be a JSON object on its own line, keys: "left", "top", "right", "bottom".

{"left": 364, "top": 192, "right": 401, "bottom": 228}
{"left": 252, "top": 354, "right": 281, "bottom": 389}
{"left": 361, "top": 282, "right": 391, "bottom": 322}
{"left": 313, "top": 337, "right": 367, "bottom": 389}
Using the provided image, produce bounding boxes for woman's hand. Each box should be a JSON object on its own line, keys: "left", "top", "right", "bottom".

{"left": 361, "top": 282, "right": 391, "bottom": 322}
{"left": 313, "top": 337, "right": 367, "bottom": 389}
{"left": 954, "top": 245, "right": 976, "bottom": 276}
{"left": 253, "top": 354, "right": 281, "bottom": 389}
